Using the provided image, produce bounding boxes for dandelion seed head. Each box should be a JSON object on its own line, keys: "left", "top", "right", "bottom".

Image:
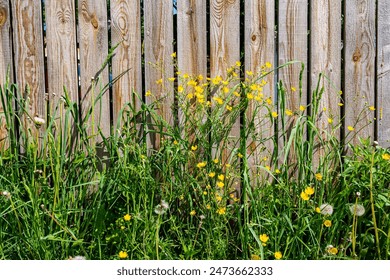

{"left": 320, "top": 203, "right": 334, "bottom": 215}
{"left": 349, "top": 204, "right": 365, "bottom": 216}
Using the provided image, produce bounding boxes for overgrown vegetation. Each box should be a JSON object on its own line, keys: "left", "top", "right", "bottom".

{"left": 0, "top": 58, "right": 389, "bottom": 260}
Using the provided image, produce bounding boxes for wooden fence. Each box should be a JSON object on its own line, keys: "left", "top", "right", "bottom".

{"left": 0, "top": 0, "right": 389, "bottom": 156}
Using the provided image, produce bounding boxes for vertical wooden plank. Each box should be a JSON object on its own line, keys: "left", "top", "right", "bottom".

{"left": 78, "top": 0, "right": 110, "bottom": 141}
{"left": 377, "top": 0, "right": 390, "bottom": 148}
{"left": 45, "top": 0, "right": 78, "bottom": 118}
{"left": 344, "top": 0, "right": 375, "bottom": 145}
{"left": 111, "top": 0, "right": 142, "bottom": 124}
{"left": 278, "top": 0, "right": 308, "bottom": 109}
{"left": 177, "top": 0, "right": 207, "bottom": 77}
{"left": 278, "top": 0, "right": 308, "bottom": 173}
{"left": 310, "top": 0, "right": 341, "bottom": 166}
{"left": 0, "top": 0, "right": 13, "bottom": 83}
{"left": 245, "top": 0, "right": 275, "bottom": 184}
{"left": 0, "top": 0, "right": 13, "bottom": 149}
{"left": 11, "top": 0, "right": 46, "bottom": 143}
{"left": 144, "top": 0, "right": 174, "bottom": 150}
{"left": 210, "top": 0, "right": 240, "bottom": 192}
{"left": 177, "top": 0, "right": 207, "bottom": 143}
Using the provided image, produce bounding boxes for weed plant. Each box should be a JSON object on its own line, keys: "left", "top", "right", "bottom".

{"left": 0, "top": 57, "right": 389, "bottom": 260}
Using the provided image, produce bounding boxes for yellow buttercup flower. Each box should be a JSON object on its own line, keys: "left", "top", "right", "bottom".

{"left": 246, "top": 70, "right": 254, "bottom": 76}
{"left": 156, "top": 78, "right": 163, "bottom": 85}
{"left": 251, "top": 254, "right": 260, "bottom": 260}
{"left": 323, "top": 220, "right": 332, "bottom": 227}
{"left": 178, "top": 85, "right": 184, "bottom": 93}
{"left": 235, "top": 61, "right": 241, "bottom": 67}
{"left": 259, "top": 234, "right": 269, "bottom": 243}
{"left": 285, "top": 109, "right": 293, "bottom": 116}
{"left": 197, "top": 161, "right": 207, "bottom": 168}
{"left": 118, "top": 251, "right": 128, "bottom": 259}
{"left": 369, "top": 106, "right": 375, "bottom": 111}
{"left": 274, "top": 251, "right": 282, "bottom": 259}
{"left": 271, "top": 111, "right": 278, "bottom": 118}
{"left": 145, "top": 90, "right": 151, "bottom": 97}
{"left": 304, "top": 186, "right": 315, "bottom": 195}
{"left": 170, "top": 52, "right": 176, "bottom": 58}
{"left": 191, "top": 145, "right": 198, "bottom": 151}
{"left": 218, "top": 174, "right": 225, "bottom": 181}
{"left": 213, "top": 96, "right": 224, "bottom": 105}
{"left": 382, "top": 154, "right": 390, "bottom": 160}
{"left": 226, "top": 105, "right": 233, "bottom": 111}
{"left": 208, "top": 172, "right": 216, "bottom": 178}
{"left": 291, "top": 87, "right": 296, "bottom": 92}
{"left": 123, "top": 214, "right": 131, "bottom": 221}
{"left": 168, "top": 77, "right": 175, "bottom": 82}
{"left": 315, "top": 207, "right": 321, "bottom": 213}
{"left": 315, "top": 173, "right": 323, "bottom": 181}
{"left": 217, "top": 181, "right": 225, "bottom": 188}
{"left": 300, "top": 192, "right": 310, "bottom": 201}
{"left": 299, "top": 105, "right": 305, "bottom": 112}
{"left": 190, "top": 210, "right": 196, "bottom": 216}
{"left": 347, "top": 126, "right": 354, "bottom": 131}
{"left": 265, "top": 62, "right": 272, "bottom": 68}
{"left": 216, "top": 207, "right": 226, "bottom": 215}
{"left": 328, "top": 118, "right": 333, "bottom": 124}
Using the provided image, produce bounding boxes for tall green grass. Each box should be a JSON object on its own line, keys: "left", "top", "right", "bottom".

{"left": 0, "top": 59, "right": 389, "bottom": 260}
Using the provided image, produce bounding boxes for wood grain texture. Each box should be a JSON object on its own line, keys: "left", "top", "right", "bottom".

{"left": 244, "top": 0, "right": 275, "bottom": 183}
{"left": 210, "top": 0, "right": 240, "bottom": 155}
{"left": 0, "top": 0, "right": 13, "bottom": 83}
{"left": 45, "top": 0, "right": 78, "bottom": 123}
{"left": 310, "top": 0, "right": 341, "bottom": 167}
{"left": 0, "top": 0, "right": 13, "bottom": 149}
{"left": 177, "top": 0, "right": 207, "bottom": 77}
{"left": 278, "top": 0, "right": 307, "bottom": 109}
{"left": 144, "top": 0, "right": 174, "bottom": 150}
{"left": 377, "top": 0, "right": 390, "bottom": 148}
{"left": 278, "top": 0, "right": 308, "bottom": 174}
{"left": 111, "top": 0, "right": 142, "bottom": 123}
{"left": 78, "top": 0, "right": 110, "bottom": 141}
{"left": 344, "top": 0, "right": 375, "bottom": 145}
{"left": 177, "top": 0, "right": 207, "bottom": 144}
{"left": 11, "top": 0, "right": 46, "bottom": 145}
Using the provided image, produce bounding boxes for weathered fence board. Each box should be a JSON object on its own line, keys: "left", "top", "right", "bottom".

{"left": 45, "top": 0, "right": 78, "bottom": 116}
{"left": 144, "top": 0, "right": 174, "bottom": 150}
{"left": 344, "top": 0, "right": 375, "bottom": 146}
{"left": 377, "top": 0, "right": 390, "bottom": 148}
{"left": 111, "top": 0, "right": 142, "bottom": 124}
{"left": 244, "top": 0, "right": 275, "bottom": 182}
{"left": 278, "top": 0, "right": 308, "bottom": 173}
{"left": 78, "top": 0, "right": 110, "bottom": 141}
{"left": 310, "top": 0, "right": 342, "bottom": 167}
{"left": 210, "top": 0, "right": 240, "bottom": 161}
{"left": 177, "top": 0, "right": 207, "bottom": 77}
{"left": 11, "top": 0, "right": 46, "bottom": 144}
{"left": 0, "top": 0, "right": 13, "bottom": 148}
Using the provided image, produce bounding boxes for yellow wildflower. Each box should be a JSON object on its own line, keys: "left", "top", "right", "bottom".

{"left": 259, "top": 234, "right": 269, "bottom": 243}
{"left": 183, "top": 73, "right": 189, "bottom": 79}
{"left": 197, "top": 161, "right": 207, "bottom": 168}
{"left": 118, "top": 251, "right": 128, "bottom": 259}
{"left": 338, "top": 103, "right": 344, "bottom": 106}
{"left": 225, "top": 163, "right": 231, "bottom": 168}
{"left": 299, "top": 105, "right": 305, "bottom": 112}
{"left": 247, "top": 93, "right": 254, "bottom": 100}
{"left": 178, "top": 85, "right": 184, "bottom": 93}
{"left": 217, "top": 181, "right": 225, "bottom": 188}
{"left": 213, "top": 96, "right": 224, "bottom": 105}
{"left": 271, "top": 111, "right": 278, "bottom": 118}
{"left": 168, "top": 77, "right": 175, "bottom": 82}
{"left": 191, "top": 145, "right": 198, "bottom": 151}
{"left": 315, "top": 173, "right": 323, "bottom": 181}
{"left": 300, "top": 192, "right": 310, "bottom": 201}
{"left": 186, "top": 93, "right": 194, "bottom": 100}
{"left": 304, "top": 186, "right": 315, "bottom": 195}
{"left": 237, "top": 153, "right": 243, "bottom": 158}
{"left": 274, "top": 251, "right": 282, "bottom": 260}
{"left": 265, "top": 62, "right": 272, "bottom": 68}
{"left": 187, "top": 80, "right": 197, "bottom": 87}
{"left": 145, "top": 90, "right": 151, "bottom": 97}
{"left": 347, "top": 126, "right": 354, "bottom": 131}
{"left": 190, "top": 210, "right": 196, "bottom": 216}
{"left": 315, "top": 207, "right": 321, "bottom": 213}
{"left": 235, "top": 61, "right": 241, "bottom": 67}
{"left": 208, "top": 172, "right": 216, "bottom": 178}
{"left": 369, "top": 106, "right": 375, "bottom": 111}
{"left": 216, "top": 207, "right": 226, "bottom": 215}
{"left": 226, "top": 105, "right": 232, "bottom": 111}
{"left": 382, "top": 154, "right": 390, "bottom": 160}
{"left": 123, "top": 214, "right": 131, "bottom": 221}
{"left": 246, "top": 70, "right": 254, "bottom": 76}
{"left": 206, "top": 204, "right": 211, "bottom": 210}
{"left": 275, "top": 169, "right": 281, "bottom": 174}
{"left": 285, "top": 109, "right": 293, "bottom": 116}
{"left": 218, "top": 174, "right": 225, "bottom": 181}
{"left": 266, "top": 98, "right": 272, "bottom": 105}
{"left": 170, "top": 52, "right": 176, "bottom": 58}
{"left": 251, "top": 254, "right": 260, "bottom": 260}
{"left": 291, "top": 87, "right": 296, "bottom": 92}
{"left": 323, "top": 220, "right": 332, "bottom": 228}
{"left": 328, "top": 118, "right": 333, "bottom": 124}
{"left": 328, "top": 247, "right": 338, "bottom": 255}
{"left": 233, "top": 91, "right": 240, "bottom": 97}
{"left": 213, "top": 158, "right": 219, "bottom": 164}
{"left": 156, "top": 78, "right": 163, "bottom": 85}
{"left": 173, "top": 140, "right": 178, "bottom": 145}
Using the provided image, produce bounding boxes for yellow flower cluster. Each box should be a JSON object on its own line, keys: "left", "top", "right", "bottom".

{"left": 300, "top": 186, "right": 315, "bottom": 201}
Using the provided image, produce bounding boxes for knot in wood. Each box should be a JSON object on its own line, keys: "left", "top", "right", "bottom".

{"left": 352, "top": 49, "right": 361, "bottom": 62}
{"left": 0, "top": 8, "right": 7, "bottom": 26}
{"left": 91, "top": 16, "right": 99, "bottom": 29}
{"left": 251, "top": 35, "right": 256, "bottom": 41}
